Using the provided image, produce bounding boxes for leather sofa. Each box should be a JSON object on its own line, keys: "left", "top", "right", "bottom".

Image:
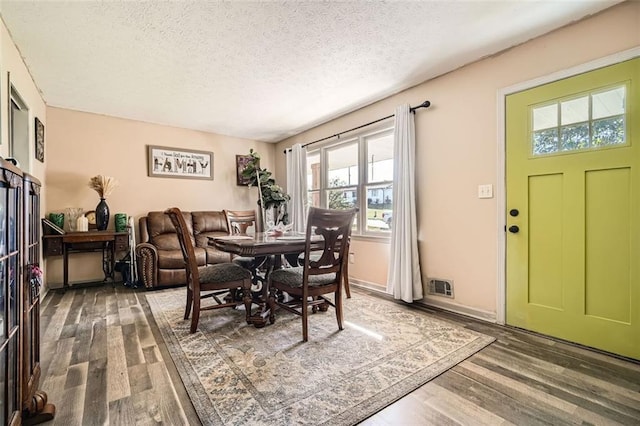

{"left": 135, "top": 210, "right": 232, "bottom": 289}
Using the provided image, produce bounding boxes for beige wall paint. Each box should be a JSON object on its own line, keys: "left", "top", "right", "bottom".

{"left": 1, "top": 19, "right": 48, "bottom": 294}
{"left": 276, "top": 2, "right": 640, "bottom": 317}
{"left": 45, "top": 107, "right": 274, "bottom": 284}
{"left": 0, "top": 19, "right": 46, "bottom": 180}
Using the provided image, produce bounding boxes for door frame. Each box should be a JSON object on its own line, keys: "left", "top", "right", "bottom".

{"left": 495, "top": 46, "right": 640, "bottom": 325}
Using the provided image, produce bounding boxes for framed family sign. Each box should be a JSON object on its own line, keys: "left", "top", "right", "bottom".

{"left": 147, "top": 145, "right": 213, "bottom": 180}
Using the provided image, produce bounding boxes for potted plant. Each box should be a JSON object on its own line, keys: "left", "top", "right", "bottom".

{"left": 240, "top": 149, "right": 290, "bottom": 230}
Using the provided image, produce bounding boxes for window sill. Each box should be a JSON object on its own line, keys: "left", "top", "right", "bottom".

{"left": 352, "top": 234, "right": 391, "bottom": 243}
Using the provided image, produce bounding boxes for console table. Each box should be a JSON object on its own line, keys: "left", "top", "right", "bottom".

{"left": 43, "top": 230, "right": 129, "bottom": 289}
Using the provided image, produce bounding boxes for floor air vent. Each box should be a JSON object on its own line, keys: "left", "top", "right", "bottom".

{"left": 427, "top": 278, "right": 454, "bottom": 298}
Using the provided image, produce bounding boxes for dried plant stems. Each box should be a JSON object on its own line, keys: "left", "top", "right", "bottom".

{"left": 88, "top": 175, "right": 118, "bottom": 198}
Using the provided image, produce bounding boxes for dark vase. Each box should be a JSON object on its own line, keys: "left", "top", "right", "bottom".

{"left": 96, "top": 198, "right": 110, "bottom": 231}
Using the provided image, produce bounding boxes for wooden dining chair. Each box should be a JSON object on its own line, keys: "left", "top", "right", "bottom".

{"left": 299, "top": 236, "right": 352, "bottom": 298}
{"left": 223, "top": 209, "right": 264, "bottom": 286}
{"left": 166, "top": 207, "right": 253, "bottom": 333}
{"left": 224, "top": 209, "right": 258, "bottom": 236}
{"left": 268, "top": 207, "right": 357, "bottom": 342}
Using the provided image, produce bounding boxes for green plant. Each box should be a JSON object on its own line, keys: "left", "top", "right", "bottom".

{"left": 241, "top": 149, "right": 291, "bottom": 215}
{"left": 328, "top": 177, "right": 355, "bottom": 210}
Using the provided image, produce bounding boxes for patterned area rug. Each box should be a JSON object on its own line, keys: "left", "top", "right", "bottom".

{"left": 146, "top": 288, "right": 494, "bottom": 425}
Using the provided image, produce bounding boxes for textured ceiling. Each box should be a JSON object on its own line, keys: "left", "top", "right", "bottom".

{"left": 0, "top": 1, "right": 621, "bottom": 143}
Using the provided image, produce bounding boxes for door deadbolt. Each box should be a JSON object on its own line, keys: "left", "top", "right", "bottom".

{"left": 509, "top": 209, "right": 519, "bottom": 217}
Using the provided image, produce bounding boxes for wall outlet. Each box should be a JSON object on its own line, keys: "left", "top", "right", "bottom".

{"left": 478, "top": 184, "right": 493, "bottom": 199}
{"left": 349, "top": 253, "right": 355, "bottom": 264}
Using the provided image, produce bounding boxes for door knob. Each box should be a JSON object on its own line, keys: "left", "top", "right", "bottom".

{"left": 508, "top": 225, "right": 519, "bottom": 233}
{"left": 509, "top": 209, "right": 519, "bottom": 217}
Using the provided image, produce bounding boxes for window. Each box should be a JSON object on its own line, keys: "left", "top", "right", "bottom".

{"left": 531, "top": 85, "right": 626, "bottom": 156}
{"left": 9, "top": 86, "right": 30, "bottom": 169}
{"left": 307, "top": 126, "right": 394, "bottom": 236}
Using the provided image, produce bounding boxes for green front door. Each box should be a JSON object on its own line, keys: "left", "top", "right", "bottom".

{"left": 506, "top": 58, "right": 640, "bottom": 360}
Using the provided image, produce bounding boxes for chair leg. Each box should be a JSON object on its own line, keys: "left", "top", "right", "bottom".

{"left": 302, "top": 295, "right": 309, "bottom": 342}
{"left": 190, "top": 294, "right": 201, "bottom": 334}
{"left": 243, "top": 287, "right": 253, "bottom": 324}
{"left": 184, "top": 287, "right": 193, "bottom": 320}
{"left": 335, "top": 289, "right": 344, "bottom": 331}
{"left": 343, "top": 259, "right": 351, "bottom": 299}
{"left": 267, "top": 286, "right": 277, "bottom": 324}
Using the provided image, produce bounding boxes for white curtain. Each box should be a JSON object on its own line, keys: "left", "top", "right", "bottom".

{"left": 387, "top": 104, "right": 423, "bottom": 302}
{"left": 286, "top": 143, "right": 308, "bottom": 233}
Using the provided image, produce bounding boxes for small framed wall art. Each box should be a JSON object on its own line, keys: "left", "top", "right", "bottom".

{"left": 236, "top": 154, "right": 257, "bottom": 186}
{"left": 147, "top": 145, "right": 213, "bottom": 180}
{"left": 35, "top": 117, "right": 45, "bottom": 162}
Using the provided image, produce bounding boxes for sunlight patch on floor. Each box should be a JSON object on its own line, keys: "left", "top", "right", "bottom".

{"left": 345, "top": 320, "right": 384, "bottom": 341}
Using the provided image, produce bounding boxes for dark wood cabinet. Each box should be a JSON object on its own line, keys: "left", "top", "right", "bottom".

{"left": 21, "top": 173, "right": 54, "bottom": 424}
{"left": 0, "top": 159, "right": 54, "bottom": 425}
{"left": 0, "top": 159, "right": 24, "bottom": 425}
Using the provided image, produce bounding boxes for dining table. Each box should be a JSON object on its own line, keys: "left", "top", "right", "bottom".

{"left": 209, "top": 231, "right": 324, "bottom": 327}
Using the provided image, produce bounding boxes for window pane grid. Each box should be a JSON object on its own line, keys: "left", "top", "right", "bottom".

{"left": 307, "top": 126, "right": 394, "bottom": 236}
{"left": 531, "top": 86, "right": 626, "bottom": 156}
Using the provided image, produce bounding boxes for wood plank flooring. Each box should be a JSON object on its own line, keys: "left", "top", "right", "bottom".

{"left": 38, "top": 285, "right": 199, "bottom": 426}
{"left": 37, "top": 285, "right": 640, "bottom": 425}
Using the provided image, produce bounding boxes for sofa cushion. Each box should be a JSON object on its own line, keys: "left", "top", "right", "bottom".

{"left": 147, "top": 211, "right": 195, "bottom": 250}
{"left": 192, "top": 211, "right": 227, "bottom": 237}
{"left": 192, "top": 211, "right": 230, "bottom": 253}
{"left": 157, "top": 247, "right": 207, "bottom": 269}
{"left": 137, "top": 209, "right": 235, "bottom": 289}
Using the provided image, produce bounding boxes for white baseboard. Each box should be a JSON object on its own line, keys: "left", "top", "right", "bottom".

{"left": 417, "top": 297, "right": 496, "bottom": 323}
{"left": 349, "top": 278, "right": 496, "bottom": 323}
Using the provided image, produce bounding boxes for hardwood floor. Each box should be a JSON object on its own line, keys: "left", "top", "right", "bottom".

{"left": 39, "top": 285, "right": 199, "bottom": 426}
{"left": 37, "top": 285, "right": 640, "bottom": 425}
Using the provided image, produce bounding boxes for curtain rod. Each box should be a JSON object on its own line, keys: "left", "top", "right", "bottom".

{"left": 284, "top": 100, "right": 431, "bottom": 153}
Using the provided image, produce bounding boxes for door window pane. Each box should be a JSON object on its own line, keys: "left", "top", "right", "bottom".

{"left": 0, "top": 187, "right": 5, "bottom": 257}
{"left": 533, "top": 128, "right": 558, "bottom": 155}
{"left": 561, "top": 96, "right": 588, "bottom": 125}
{"left": 0, "top": 348, "right": 5, "bottom": 425}
{"left": 593, "top": 87, "right": 625, "bottom": 119}
{"left": 8, "top": 256, "right": 17, "bottom": 329}
{"left": 560, "top": 123, "right": 589, "bottom": 151}
{"left": 327, "top": 144, "right": 358, "bottom": 187}
{"left": 592, "top": 116, "right": 625, "bottom": 146}
{"left": 8, "top": 336, "right": 17, "bottom": 417}
{"left": 8, "top": 192, "right": 17, "bottom": 252}
{"left": 533, "top": 104, "right": 557, "bottom": 131}
{"left": 0, "top": 260, "right": 4, "bottom": 337}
